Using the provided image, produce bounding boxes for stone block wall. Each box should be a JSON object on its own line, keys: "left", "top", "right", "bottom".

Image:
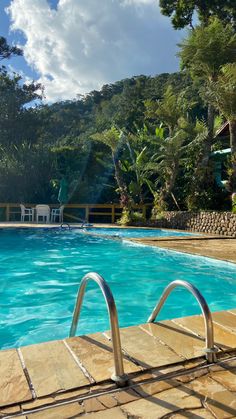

{"left": 150, "top": 211, "right": 236, "bottom": 237}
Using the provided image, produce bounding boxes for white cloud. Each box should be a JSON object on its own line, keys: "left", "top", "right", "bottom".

{"left": 7, "top": 0, "right": 184, "bottom": 102}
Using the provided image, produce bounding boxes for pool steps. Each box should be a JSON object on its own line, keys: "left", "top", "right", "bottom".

{"left": 70, "top": 273, "right": 218, "bottom": 389}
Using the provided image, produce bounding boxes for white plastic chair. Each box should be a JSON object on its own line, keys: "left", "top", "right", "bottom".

{"left": 50, "top": 205, "right": 64, "bottom": 223}
{"left": 36, "top": 205, "right": 50, "bottom": 223}
{"left": 20, "top": 204, "right": 34, "bottom": 222}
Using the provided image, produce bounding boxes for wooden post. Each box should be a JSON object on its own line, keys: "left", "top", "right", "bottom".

{"left": 85, "top": 206, "right": 89, "bottom": 222}
{"left": 6, "top": 204, "right": 10, "bottom": 222}
{"left": 111, "top": 205, "right": 115, "bottom": 223}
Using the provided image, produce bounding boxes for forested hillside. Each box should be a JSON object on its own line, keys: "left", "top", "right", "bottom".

{"left": 0, "top": 13, "right": 236, "bottom": 219}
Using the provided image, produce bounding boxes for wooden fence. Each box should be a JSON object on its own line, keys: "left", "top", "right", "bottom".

{"left": 0, "top": 203, "right": 151, "bottom": 224}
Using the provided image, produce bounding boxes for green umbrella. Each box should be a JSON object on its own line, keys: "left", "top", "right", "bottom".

{"left": 58, "top": 178, "right": 68, "bottom": 204}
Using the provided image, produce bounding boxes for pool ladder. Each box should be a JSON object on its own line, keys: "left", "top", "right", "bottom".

{"left": 69, "top": 274, "right": 218, "bottom": 387}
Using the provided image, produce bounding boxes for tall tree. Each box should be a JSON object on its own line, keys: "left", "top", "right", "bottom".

{"left": 178, "top": 18, "right": 236, "bottom": 180}
{"left": 159, "top": 0, "right": 236, "bottom": 30}
{"left": 0, "top": 36, "right": 22, "bottom": 61}
{"left": 91, "top": 127, "right": 131, "bottom": 207}
{"left": 0, "top": 68, "right": 42, "bottom": 145}
{"left": 206, "top": 63, "right": 236, "bottom": 190}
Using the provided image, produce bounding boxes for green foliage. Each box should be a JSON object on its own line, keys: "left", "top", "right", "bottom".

{"left": 205, "top": 63, "right": 236, "bottom": 122}
{"left": 0, "top": 36, "right": 22, "bottom": 60}
{"left": 232, "top": 193, "right": 236, "bottom": 213}
{"left": 117, "top": 208, "right": 132, "bottom": 225}
{"left": 91, "top": 126, "right": 121, "bottom": 152}
{"left": 178, "top": 18, "right": 236, "bottom": 83}
{"left": 117, "top": 209, "right": 145, "bottom": 225}
{"left": 159, "top": 0, "right": 236, "bottom": 29}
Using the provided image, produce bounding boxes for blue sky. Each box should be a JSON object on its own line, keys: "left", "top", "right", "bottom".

{"left": 1, "top": 0, "right": 185, "bottom": 102}
{"left": 0, "top": 0, "right": 36, "bottom": 78}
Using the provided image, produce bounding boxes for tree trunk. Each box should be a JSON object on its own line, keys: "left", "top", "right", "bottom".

{"left": 112, "top": 152, "right": 130, "bottom": 208}
{"left": 229, "top": 119, "right": 236, "bottom": 192}
{"left": 159, "top": 164, "right": 179, "bottom": 210}
{"left": 189, "top": 103, "right": 215, "bottom": 207}
{"left": 198, "top": 103, "right": 215, "bottom": 170}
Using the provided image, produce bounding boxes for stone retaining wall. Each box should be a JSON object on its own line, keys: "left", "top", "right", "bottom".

{"left": 150, "top": 211, "right": 236, "bottom": 237}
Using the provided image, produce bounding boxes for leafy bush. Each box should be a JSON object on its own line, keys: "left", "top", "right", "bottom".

{"left": 232, "top": 193, "right": 236, "bottom": 214}
{"left": 117, "top": 208, "right": 132, "bottom": 225}
{"left": 117, "top": 209, "right": 145, "bottom": 225}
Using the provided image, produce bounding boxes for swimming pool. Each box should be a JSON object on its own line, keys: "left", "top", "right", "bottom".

{"left": 1, "top": 228, "right": 235, "bottom": 349}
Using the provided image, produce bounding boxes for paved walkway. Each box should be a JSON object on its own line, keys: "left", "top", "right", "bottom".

{"left": 1, "top": 309, "right": 236, "bottom": 418}
{"left": 130, "top": 237, "right": 236, "bottom": 264}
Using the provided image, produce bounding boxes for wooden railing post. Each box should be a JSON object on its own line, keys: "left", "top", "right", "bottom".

{"left": 112, "top": 205, "right": 115, "bottom": 223}
{"left": 85, "top": 205, "right": 89, "bottom": 222}
{"left": 6, "top": 204, "right": 10, "bottom": 222}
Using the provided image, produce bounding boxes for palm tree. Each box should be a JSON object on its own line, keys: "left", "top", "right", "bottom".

{"left": 154, "top": 129, "right": 188, "bottom": 209}
{"left": 91, "top": 127, "right": 131, "bottom": 207}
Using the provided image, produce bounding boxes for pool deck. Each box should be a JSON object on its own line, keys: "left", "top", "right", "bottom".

{"left": 1, "top": 308, "right": 236, "bottom": 418}
{"left": 129, "top": 236, "right": 236, "bottom": 264}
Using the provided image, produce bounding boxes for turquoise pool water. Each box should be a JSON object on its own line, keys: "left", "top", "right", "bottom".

{"left": 0, "top": 228, "right": 236, "bottom": 349}
{"left": 87, "top": 227, "right": 196, "bottom": 238}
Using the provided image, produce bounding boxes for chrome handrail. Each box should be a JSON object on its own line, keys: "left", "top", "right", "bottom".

{"left": 148, "top": 280, "right": 218, "bottom": 363}
{"left": 60, "top": 222, "right": 71, "bottom": 230}
{"left": 69, "top": 272, "right": 128, "bottom": 386}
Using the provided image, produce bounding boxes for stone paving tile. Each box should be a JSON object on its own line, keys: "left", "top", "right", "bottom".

{"left": 129, "top": 371, "right": 154, "bottom": 383}
{"left": 21, "top": 397, "right": 55, "bottom": 411}
{"left": 83, "top": 397, "right": 107, "bottom": 413}
{"left": 97, "top": 394, "right": 118, "bottom": 408}
{"left": 121, "top": 386, "right": 202, "bottom": 419}
{"left": 54, "top": 387, "right": 90, "bottom": 401}
{"left": 183, "top": 359, "right": 207, "bottom": 370}
{"left": 212, "top": 312, "right": 236, "bottom": 333}
{"left": 21, "top": 340, "right": 89, "bottom": 397}
{"left": 84, "top": 406, "right": 127, "bottom": 418}
{"left": 107, "top": 325, "right": 182, "bottom": 368}
{"left": 27, "top": 402, "right": 84, "bottom": 418}
{"left": 187, "top": 375, "right": 236, "bottom": 418}
{"left": 169, "top": 408, "right": 215, "bottom": 418}
{"left": 0, "top": 404, "right": 21, "bottom": 417}
{"left": 0, "top": 349, "right": 32, "bottom": 407}
{"left": 65, "top": 332, "right": 140, "bottom": 382}
{"left": 174, "top": 315, "right": 236, "bottom": 350}
{"left": 90, "top": 382, "right": 117, "bottom": 393}
{"left": 218, "top": 358, "right": 236, "bottom": 369}
{"left": 141, "top": 321, "right": 205, "bottom": 360}
{"left": 210, "top": 367, "right": 236, "bottom": 391}
{"left": 134, "top": 378, "right": 180, "bottom": 397}
{"left": 112, "top": 388, "right": 140, "bottom": 404}
{"left": 174, "top": 368, "right": 209, "bottom": 384}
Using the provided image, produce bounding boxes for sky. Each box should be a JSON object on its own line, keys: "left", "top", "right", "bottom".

{"left": 0, "top": 0, "right": 185, "bottom": 103}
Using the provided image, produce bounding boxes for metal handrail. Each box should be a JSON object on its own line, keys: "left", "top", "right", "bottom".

{"left": 60, "top": 222, "right": 71, "bottom": 230}
{"left": 69, "top": 272, "right": 128, "bottom": 386}
{"left": 148, "top": 280, "right": 218, "bottom": 363}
